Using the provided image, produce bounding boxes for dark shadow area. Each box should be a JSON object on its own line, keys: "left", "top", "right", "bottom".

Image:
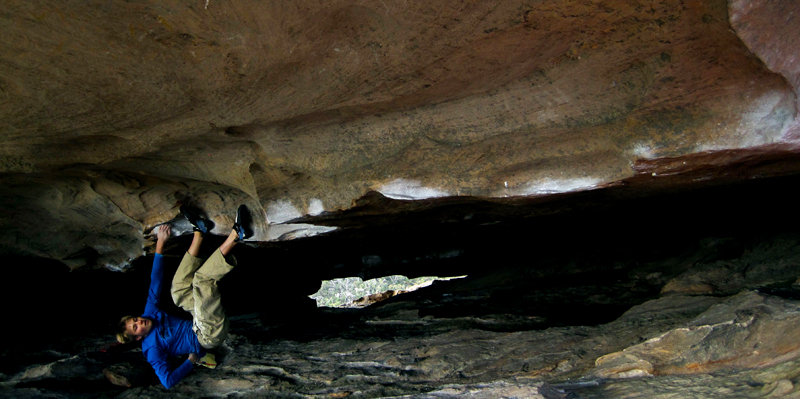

{"left": 2, "top": 171, "right": 799, "bottom": 390}
{"left": 225, "top": 171, "right": 799, "bottom": 343}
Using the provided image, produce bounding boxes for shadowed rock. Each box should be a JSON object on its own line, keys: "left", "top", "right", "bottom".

{"left": 2, "top": 1, "right": 800, "bottom": 398}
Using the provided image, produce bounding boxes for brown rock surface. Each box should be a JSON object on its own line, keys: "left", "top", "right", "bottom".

{"left": 1, "top": 0, "right": 799, "bottom": 268}
{"left": 6, "top": 231, "right": 800, "bottom": 398}
{"left": 730, "top": 0, "right": 800, "bottom": 140}
{"left": 594, "top": 291, "right": 800, "bottom": 377}
{"left": 3, "top": 2, "right": 800, "bottom": 397}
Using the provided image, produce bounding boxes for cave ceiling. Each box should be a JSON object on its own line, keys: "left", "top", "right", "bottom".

{"left": 1, "top": 0, "right": 799, "bottom": 270}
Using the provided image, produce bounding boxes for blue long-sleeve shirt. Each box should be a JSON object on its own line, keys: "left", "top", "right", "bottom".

{"left": 141, "top": 253, "right": 204, "bottom": 389}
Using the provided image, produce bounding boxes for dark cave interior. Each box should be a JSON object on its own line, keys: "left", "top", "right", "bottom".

{"left": 4, "top": 170, "right": 799, "bottom": 378}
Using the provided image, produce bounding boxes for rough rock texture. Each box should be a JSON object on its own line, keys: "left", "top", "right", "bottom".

{"left": 2, "top": 1, "right": 800, "bottom": 398}
{"left": 1, "top": 0, "right": 799, "bottom": 268}
{"left": 730, "top": 0, "right": 800, "bottom": 140}
{"left": 3, "top": 222, "right": 800, "bottom": 398}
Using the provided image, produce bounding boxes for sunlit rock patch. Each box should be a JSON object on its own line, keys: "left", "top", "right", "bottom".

{"left": 310, "top": 275, "right": 465, "bottom": 308}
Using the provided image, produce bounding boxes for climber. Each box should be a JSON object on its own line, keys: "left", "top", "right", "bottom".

{"left": 116, "top": 204, "right": 254, "bottom": 389}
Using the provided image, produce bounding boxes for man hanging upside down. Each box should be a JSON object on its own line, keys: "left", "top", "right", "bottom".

{"left": 116, "top": 204, "right": 253, "bottom": 389}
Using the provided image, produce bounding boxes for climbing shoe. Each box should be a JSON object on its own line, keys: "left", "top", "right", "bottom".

{"left": 233, "top": 204, "right": 254, "bottom": 241}
{"left": 180, "top": 204, "right": 214, "bottom": 234}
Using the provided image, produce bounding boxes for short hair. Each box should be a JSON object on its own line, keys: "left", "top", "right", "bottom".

{"left": 116, "top": 315, "right": 136, "bottom": 344}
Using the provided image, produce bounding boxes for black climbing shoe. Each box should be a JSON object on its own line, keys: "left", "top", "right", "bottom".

{"left": 233, "top": 204, "right": 254, "bottom": 241}
{"left": 180, "top": 204, "right": 214, "bottom": 234}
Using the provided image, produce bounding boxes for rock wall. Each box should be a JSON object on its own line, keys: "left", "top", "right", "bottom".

{"left": 1, "top": 0, "right": 799, "bottom": 269}
{"left": 4, "top": 2, "right": 800, "bottom": 397}
{"left": 3, "top": 212, "right": 800, "bottom": 397}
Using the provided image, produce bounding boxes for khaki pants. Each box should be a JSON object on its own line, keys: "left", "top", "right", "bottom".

{"left": 171, "top": 250, "right": 236, "bottom": 349}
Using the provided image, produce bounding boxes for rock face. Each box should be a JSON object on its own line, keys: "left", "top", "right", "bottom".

{"left": 730, "top": 0, "right": 800, "bottom": 140}
{"left": 2, "top": 1, "right": 800, "bottom": 398}
{"left": 3, "top": 221, "right": 800, "bottom": 398}
{"left": 1, "top": 0, "right": 799, "bottom": 268}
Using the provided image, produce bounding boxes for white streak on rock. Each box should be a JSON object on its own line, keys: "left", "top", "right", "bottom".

{"left": 701, "top": 90, "right": 794, "bottom": 151}
{"left": 267, "top": 223, "right": 337, "bottom": 241}
{"left": 308, "top": 198, "right": 325, "bottom": 216}
{"left": 266, "top": 200, "right": 303, "bottom": 224}
{"left": 378, "top": 179, "right": 450, "bottom": 200}
{"left": 631, "top": 142, "right": 656, "bottom": 159}
{"left": 513, "top": 177, "right": 603, "bottom": 196}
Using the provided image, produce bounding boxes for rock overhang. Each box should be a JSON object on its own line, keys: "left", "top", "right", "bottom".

{"left": 0, "top": 0, "right": 799, "bottom": 271}
{"left": 4, "top": 4, "right": 800, "bottom": 396}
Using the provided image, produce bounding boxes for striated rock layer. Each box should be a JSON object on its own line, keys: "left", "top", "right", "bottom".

{"left": 2, "top": 2, "right": 800, "bottom": 397}
{"left": 1, "top": 0, "right": 799, "bottom": 269}
{"left": 3, "top": 207, "right": 800, "bottom": 397}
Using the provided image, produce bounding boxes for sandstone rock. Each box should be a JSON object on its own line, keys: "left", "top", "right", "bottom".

{"left": 2, "top": 0, "right": 800, "bottom": 269}
{"left": 4, "top": 233, "right": 800, "bottom": 397}
{"left": 3, "top": 1, "right": 800, "bottom": 397}
{"left": 0, "top": 174, "right": 143, "bottom": 270}
{"left": 424, "top": 380, "right": 545, "bottom": 398}
{"left": 103, "top": 362, "right": 152, "bottom": 388}
{"left": 730, "top": 0, "right": 800, "bottom": 142}
{"left": 594, "top": 291, "right": 800, "bottom": 378}
{"left": 661, "top": 235, "right": 800, "bottom": 296}
{"left": 6, "top": 353, "right": 106, "bottom": 388}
